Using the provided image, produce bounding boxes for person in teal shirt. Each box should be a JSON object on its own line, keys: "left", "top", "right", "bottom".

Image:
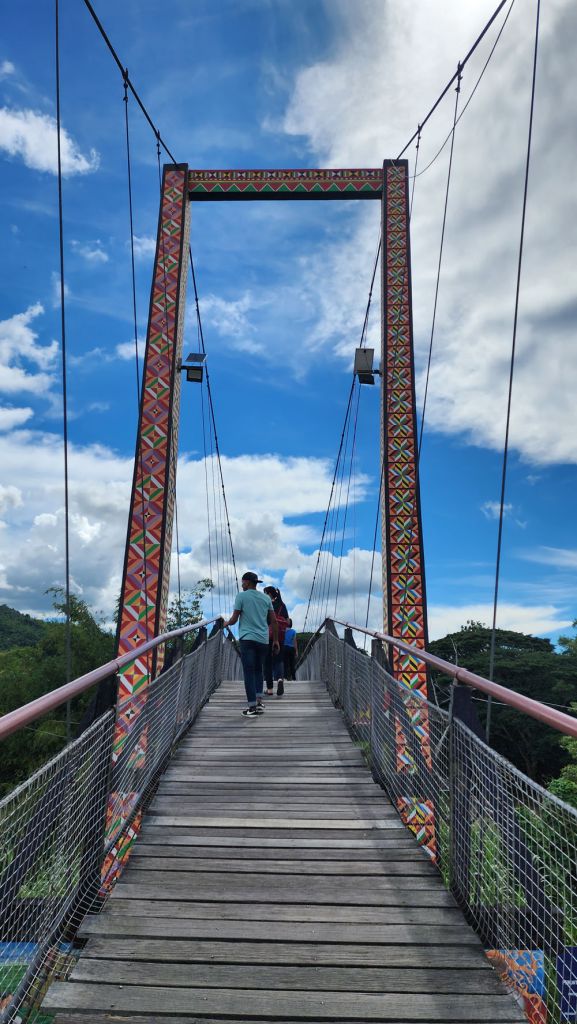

{"left": 226, "top": 571, "right": 279, "bottom": 717}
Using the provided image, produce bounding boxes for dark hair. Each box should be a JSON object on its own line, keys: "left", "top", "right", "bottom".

{"left": 287, "top": 618, "right": 292, "bottom": 627}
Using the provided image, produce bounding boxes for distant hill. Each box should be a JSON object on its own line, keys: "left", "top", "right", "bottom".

{"left": 0, "top": 604, "right": 47, "bottom": 651}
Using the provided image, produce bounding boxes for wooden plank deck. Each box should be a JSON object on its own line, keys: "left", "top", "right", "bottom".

{"left": 46, "top": 678, "right": 523, "bottom": 1023}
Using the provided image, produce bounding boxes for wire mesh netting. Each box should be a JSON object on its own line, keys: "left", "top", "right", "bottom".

{"left": 0, "top": 629, "right": 241, "bottom": 1024}
{"left": 299, "top": 626, "right": 577, "bottom": 1024}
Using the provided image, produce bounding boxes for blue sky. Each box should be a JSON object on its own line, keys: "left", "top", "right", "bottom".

{"left": 0, "top": 0, "right": 576, "bottom": 643}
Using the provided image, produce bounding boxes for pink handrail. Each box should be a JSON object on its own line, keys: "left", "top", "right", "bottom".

{"left": 332, "top": 619, "right": 577, "bottom": 740}
{"left": 0, "top": 616, "right": 225, "bottom": 743}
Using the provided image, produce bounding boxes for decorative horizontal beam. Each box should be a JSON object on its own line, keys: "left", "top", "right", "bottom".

{"left": 188, "top": 167, "right": 383, "bottom": 200}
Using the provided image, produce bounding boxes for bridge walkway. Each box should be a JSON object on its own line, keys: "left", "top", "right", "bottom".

{"left": 46, "top": 678, "right": 523, "bottom": 1023}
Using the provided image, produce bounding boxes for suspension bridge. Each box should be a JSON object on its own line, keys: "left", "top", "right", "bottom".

{"left": 2, "top": 0, "right": 577, "bottom": 1022}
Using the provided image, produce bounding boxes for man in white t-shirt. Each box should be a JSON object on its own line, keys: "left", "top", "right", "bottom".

{"left": 226, "top": 571, "right": 279, "bottom": 717}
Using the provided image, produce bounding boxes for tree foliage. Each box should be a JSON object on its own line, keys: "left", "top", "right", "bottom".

{"left": 429, "top": 622, "right": 577, "bottom": 786}
{"left": 0, "top": 590, "right": 114, "bottom": 796}
{"left": 0, "top": 604, "right": 47, "bottom": 650}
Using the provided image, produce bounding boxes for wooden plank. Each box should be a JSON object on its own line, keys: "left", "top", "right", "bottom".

{"left": 131, "top": 843, "right": 424, "bottom": 860}
{"left": 124, "top": 856, "right": 436, "bottom": 876}
{"left": 161, "top": 772, "right": 371, "bottom": 781}
{"left": 78, "top": 936, "right": 493, "bottom": 968}
{"left": 43, "top": 982, "right": 524, "bottom": 1020}
{"left": 142, "top": 824, "right": 408, "bottom": 838}
{"left": 69, "top": 959, "right": 508, "bottom": 995}
{"left": 80, "top": 916, "right": 474, "bottom": 944}
{"left": 147, "top": 802, "right": 397, "bottom": 819}
{"left": 105, "top": 898, "right": 466, "bottom": 926}
{"left": 137, "top": 830, "right": 418, "bottom": 848}
{"left": 119, "top": 868, "right": 443, "bottom": 892}
{"left": 157, "top": 780, "right": 380, "bottom": 790}
{"left": 145, "top": 815, "right": 403, "bottom": 829}
{"left": 102, "top": 881, "right": 456, "bottom": 908}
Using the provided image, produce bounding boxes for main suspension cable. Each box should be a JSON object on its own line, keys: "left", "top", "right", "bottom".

{"left": 396, "top": 0, "right": 509, "bottom": 159}
{"left": 82, "top": 0, "right": 178, "bottom": 163}
{"left": 487, "top": 0, "right": 542, "bottom": 742}
{"left": 412, "top": 0, "right": 516, "bottom": 182}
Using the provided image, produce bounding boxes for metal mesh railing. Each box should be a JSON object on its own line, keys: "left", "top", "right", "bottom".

{"left": 299, "top": 626, "right": 577, "bottom": 1024}
{"left": 0, "top": 628, "right": 241, "bottom": 1023}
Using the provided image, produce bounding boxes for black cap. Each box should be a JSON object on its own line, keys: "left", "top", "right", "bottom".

{"left": 241, "top": 571, "right": 263, "bottom": 584}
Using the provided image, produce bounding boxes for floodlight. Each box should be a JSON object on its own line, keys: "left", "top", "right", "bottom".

{"left": 179, "top": 352, "right": 206, "bottom": 385}
{"left": 354, "top": 347, "right": 381, "bottom": 385}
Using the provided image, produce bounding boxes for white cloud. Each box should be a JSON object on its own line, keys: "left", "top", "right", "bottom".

{"left": 132, "top": 235, "right": 156, "bottom": 260}
{"left": 0, "top": 405, "right": 33, "bottom": 430}
{"left": 521, "top": 546, "right": 577, "bottom": 569}
{"left": 198, "top": 293, "right": 265, "bottom": 354}
{"left": 428, "top": 602, "right": 573, "bottom": 640}
{"left": 0, "top": 61, "right": 15, "bottom": 78}
{"left": 115, "top": 340, "right": 146, "bottom": 362}
{"left": 71, "top": 239, "right": 108, "bottom": 264}
{"left": 0, "top": 434, "right": 373, "bottom": 625}
{"left": 0, "top": 485, "right": 23, "bottom": 515}
{"left": 0, "top": 304, "right": 57, "bottom": 396}
{"left": 481, "top": 500, "right": 513, "bottom": 520}
{"left": 51, "top": 272, "right": 71, "bottom": 308}
{"left": 275, "top": 0, "right": 577, "bottom": 465}
{"left": 0, "top": 107, "right": 99, "bottom": 175}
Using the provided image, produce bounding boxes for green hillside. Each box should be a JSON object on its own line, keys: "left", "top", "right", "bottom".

{"left": 0, "top": 603, "right": 47, "bottom": 651}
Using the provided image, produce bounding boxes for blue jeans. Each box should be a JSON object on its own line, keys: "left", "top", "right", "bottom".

{"left": 239, "top": 640, "right": 268, "bottom": 706}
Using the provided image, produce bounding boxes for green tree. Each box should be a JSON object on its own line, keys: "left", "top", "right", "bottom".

{"left": 429, "top": 622, "right": 577, "bottom": 785}
{"left": 165, "top": 579, "right": 214, "bottom": 653}
{"left": 558, "top": 619, "right": 577, "bottom": 656}
{"left": 0, "top": 591, "right": 114, "bottom": 795}
{"left": 165, "top": 579, "right": 214, "bottom": 632}
{"left": 548, "top": 623, "right": 577, "bottom": 807}
{"left": 0, "top": 604, "right": 47, "bottom": 650}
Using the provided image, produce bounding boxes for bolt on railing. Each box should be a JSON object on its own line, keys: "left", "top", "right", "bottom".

{"left": 0, "top": 618, "right": 242, "bottom": 1024}
{"left": 298, "top": 620, "right": 577, "bottom": 1024}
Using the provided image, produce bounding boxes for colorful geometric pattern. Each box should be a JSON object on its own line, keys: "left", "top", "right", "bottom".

{"left": 382, "top": 161, "right": 434, "bottom": 854}
{"left": 100, "top": 810, "right": 142, "bottom": 894}
{"left": 103, "top": 164, "right": 190, "bottom": 888}
{"left": 188, "top": 168, "right": 383, "bottom": 200}
{"left": 396, "top": 796, "right": 436, "bottom": 861}
{"left": 382, "top": 161, "right": 429, "bottom": 695}
{"left": 113, "top": 163, "right": 190, "bottom": 754}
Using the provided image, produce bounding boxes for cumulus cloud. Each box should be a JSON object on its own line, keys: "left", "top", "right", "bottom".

{"left": 0, "top": 435, "right": 372, "bottom": 624}
{"left": 481, "top": 500, "right": 513, "bottom": 520}
{"left": 198, "top": 293, "right": 265, "bottom": 354}
{"left": 0, "top": 304, "right": 58, "bottom": 396}
{"left": 428, "top": 602, "right": 573, "bottom": 640}
{"left": 115, "top": 340, "right": 146, "bottom": 362}
{"left": 71, "top": 239, "right": 108, "bottom": 264}
{"left": 132, "top": 235, "right": 156, "bottom": 260}
{"left": 274, "top": 0, "right": 577, "bottom": 464}
{"left": 0, "top": 405, "right": 33, "bottom": 430}
{"left": 0, "top": 107, "right": 99, "bottom": 175}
